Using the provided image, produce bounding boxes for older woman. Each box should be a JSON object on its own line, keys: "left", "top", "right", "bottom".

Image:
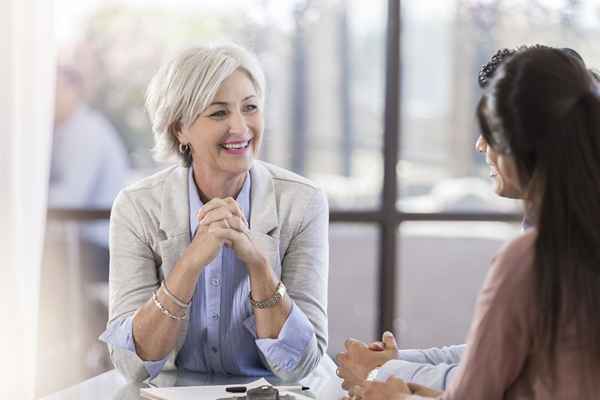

{"left": 99, "top": 44, "right": 328, "bottom": 383}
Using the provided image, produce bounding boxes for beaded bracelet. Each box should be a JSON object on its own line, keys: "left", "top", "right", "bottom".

{"left": 152, "top": 290, "right": 187, "bottom": 320}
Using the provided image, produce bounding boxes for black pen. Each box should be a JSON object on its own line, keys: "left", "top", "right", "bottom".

{"left": 225, "top": 385, "right": 310, "bottom": 393}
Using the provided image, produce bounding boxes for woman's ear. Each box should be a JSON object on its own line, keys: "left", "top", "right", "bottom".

{"left": 170, "top": 121, "right": 184, "bottom": 143}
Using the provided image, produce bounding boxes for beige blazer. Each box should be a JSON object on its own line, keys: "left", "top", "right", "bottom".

{"left": 106, "top": 160, "right": 329, "bottom": 382}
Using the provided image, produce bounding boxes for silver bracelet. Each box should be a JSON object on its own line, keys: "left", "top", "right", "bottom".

{"left": 152, "top": 290, "right": 187, "bottom": 320}
{"left": 161, "top": 281, "right": 190, "bottom": 309}
{"left": 249, "top": 281, "right": 286, "bottom": 309}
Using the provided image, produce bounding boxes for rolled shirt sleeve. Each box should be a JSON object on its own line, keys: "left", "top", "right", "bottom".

{"left": 372, "top": 345, "right": 464, "bottom": 390}
{"left": 396, "top": 345, "right": 465, "bottom": 365}
{"left": 243, "top": 303, "right": 315, "bottom": 372}
{"left": 99, "top": 315, "right": 168, "bottom": 379}
{"left": 376, "top": 359, "right": 459, "bottom": 390}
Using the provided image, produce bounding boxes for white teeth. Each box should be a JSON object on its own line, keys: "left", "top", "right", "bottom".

{"left": 223, "top": 141, "right": 249, "bottom": 150}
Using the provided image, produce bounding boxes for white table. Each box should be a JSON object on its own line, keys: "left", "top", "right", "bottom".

{"left": 41, "top": 355, "right": 345, "bottom": 400}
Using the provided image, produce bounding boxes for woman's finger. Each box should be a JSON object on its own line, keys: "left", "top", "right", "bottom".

{"left": 223, "top": 197, "right": 248, "bottom": 224}
{"left": 225, "top": 216, "right": 251, "bottom": 237}
{"left": 407, "top": 382, "right": 443, "bottom": 396}
{"left": 199, "top": 207, "right": 234, "bottom": 226}
{"left": 208, "top": 226, "right": 244, "bottom": 245}
{"left": 368, "top": 341, "right": 385, "bottom": 351}
{"left": 198, "top": 197, "right": 245, "bottom": 221}
{"left": 196, "top": 198, "right": 228, "bottom": 220}
{"left": 349, "top": 384, "right": 365, "bottom": 399}
{"left": 384, "top": 377, "right": 411, "bottom": 393}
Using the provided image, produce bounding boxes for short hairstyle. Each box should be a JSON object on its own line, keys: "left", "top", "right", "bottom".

{"left": 145, "top": 43, "right": 266, "bottom": 165}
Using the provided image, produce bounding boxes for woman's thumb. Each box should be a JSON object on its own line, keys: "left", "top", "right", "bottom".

{"left": 382, "top": 331, "right": 398, "bottom": 349}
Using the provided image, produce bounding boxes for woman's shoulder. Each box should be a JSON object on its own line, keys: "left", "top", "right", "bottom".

{"left": 114, "top": 164, "right": 186, "bottom": 210}
{"left": 254, "top": 161, "right": 326, "bottom": 203}
{"left": 497, "top": 228, "right": 537, "bottom": 262}
{"left": 120, "top": 165, "right": 184, "bottom": 195}
{"left": 253, "top": 160, "right": 328, "bottom": 220}
{"left": 255, "top": 160, "right": 320, "bottom": 191}
{"left": 489, "top": 228, "right": 538, "bottom": 286}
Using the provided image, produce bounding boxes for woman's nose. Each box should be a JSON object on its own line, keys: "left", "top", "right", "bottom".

{"left": 228, "top": 110, "right": 248, "bottom": 134}
{"left": 475, "top": 135, "right": 487, "bottom": 153}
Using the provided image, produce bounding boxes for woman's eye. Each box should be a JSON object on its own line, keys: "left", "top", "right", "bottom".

{"left": 210, "top": 110, "right": 227, "bottom": 118}
{"left": 244, "top": 104, "right": 258, "bottom": 112}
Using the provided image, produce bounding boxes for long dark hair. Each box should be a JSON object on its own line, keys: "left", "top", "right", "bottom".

{"left": 478, "top": 47, "right": 600, "bottom": 380}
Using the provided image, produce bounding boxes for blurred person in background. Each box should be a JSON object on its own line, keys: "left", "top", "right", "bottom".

{"left": 342, "top": 45, "right": 600, "bottom": 399}
{"left": 49, "top": 65, "right": 130, "bottom": 282}
{"left": 336, "top": 46, "right": 597, "bottom": 394}
{"left": 99, "top": 43, "right": 329, "bottom": 382}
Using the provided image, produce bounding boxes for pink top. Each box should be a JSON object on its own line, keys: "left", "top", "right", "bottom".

{"left": 440, "top": 229, "right": 598, "bottom": 400}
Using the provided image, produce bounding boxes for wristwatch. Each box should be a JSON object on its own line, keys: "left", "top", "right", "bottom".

{"left": 249, "top": 281, "right": 286, "bottom": 309}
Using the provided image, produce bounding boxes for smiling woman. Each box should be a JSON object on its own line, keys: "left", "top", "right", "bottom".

{"left": 99, "top": 43, "right": 329, "bottom": 382}
{"left": 176, "top": 70, "right": 264, "bottom": 197}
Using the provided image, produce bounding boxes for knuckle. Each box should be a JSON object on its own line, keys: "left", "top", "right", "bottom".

{"left": 345, "top": 339, "right": 359, "bottom": 350}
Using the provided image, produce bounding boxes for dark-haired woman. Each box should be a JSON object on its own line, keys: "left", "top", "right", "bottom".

{"left": 351, "top": 45, "right": 600, "bottom": 400}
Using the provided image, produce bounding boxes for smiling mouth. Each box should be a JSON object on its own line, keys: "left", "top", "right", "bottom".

{"left": 220, "top": 139, "right": 252, "bottom": 150}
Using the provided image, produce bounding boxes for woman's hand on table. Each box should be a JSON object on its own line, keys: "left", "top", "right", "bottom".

{"left": 341, "top": 377, "right": 437, "bottom": 400}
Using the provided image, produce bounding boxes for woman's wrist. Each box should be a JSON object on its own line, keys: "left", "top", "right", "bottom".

{"left": 247, "top": 258, "right": 279, "bottom": 298}
{"left": 246, "top": 253, "right": 269, "bottom": 275}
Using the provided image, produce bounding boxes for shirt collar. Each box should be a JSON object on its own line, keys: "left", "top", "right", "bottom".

{"left": 188, "top": 167, "right": 251, "bottom": 238}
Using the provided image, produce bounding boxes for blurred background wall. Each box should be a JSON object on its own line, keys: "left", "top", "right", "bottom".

{"left": 40, "top": 0, "right": 600, "bottom": 397}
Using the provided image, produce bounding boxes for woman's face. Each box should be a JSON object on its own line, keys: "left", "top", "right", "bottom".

{"left": 476, "top": 135, "right": 522, "bottom": 199}
{"left": 177, "top": 69, "right": 263, "bottom": 178}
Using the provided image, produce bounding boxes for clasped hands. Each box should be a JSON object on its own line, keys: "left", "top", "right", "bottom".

{"left": 336, "top": 332, "right": 441, "bottom": 400}
{"left": 184, "top": 197, "right": 265, "bottom": 270}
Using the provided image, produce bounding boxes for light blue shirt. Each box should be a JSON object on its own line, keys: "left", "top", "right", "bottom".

{"left": 100, "top": 167, "right": 314, "bottom": 379}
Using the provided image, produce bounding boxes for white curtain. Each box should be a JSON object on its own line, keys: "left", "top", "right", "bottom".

{"left": 0, "top": 0, "right": 55, "bottom": 398}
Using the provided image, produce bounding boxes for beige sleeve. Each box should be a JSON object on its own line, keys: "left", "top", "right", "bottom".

{"left": 268, "top": 188, "right": 329, "bottom": 381}
{"left": 105, "top": 190, "right": 176, "bottom": 382}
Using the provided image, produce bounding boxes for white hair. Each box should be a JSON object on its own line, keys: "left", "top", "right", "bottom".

{"left": 146, "top": 43, "right": 266, "bottom": 164}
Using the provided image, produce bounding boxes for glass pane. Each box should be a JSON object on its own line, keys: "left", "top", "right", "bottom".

{"left": 37, "top": 220, "right": 111, "bottom": 397}
{"left": 398, "top": 0, "right": 600, "bottom": 213}
{"left": 395, "top": 221, "right": 521, "bottom": 349}
{"left": 54, "top": 0, "right": 386, "bottom": 210}
{"left": 328, "top": 224, "right": 378, "bottom": 357}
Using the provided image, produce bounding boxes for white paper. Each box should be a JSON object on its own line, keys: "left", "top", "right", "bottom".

{"left": 140, "top": 378, "right": 315, "bottom": 400}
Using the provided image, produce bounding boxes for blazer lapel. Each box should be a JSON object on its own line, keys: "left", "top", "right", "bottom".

{"left": 249, "top": 161, "right": 281, "bottom": 277}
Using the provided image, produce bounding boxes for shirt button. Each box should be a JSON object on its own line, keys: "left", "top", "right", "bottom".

{"left": 211, "top": 278, "right": 221, "bottom": 287}
{"left": 211, "top": 313, "right": 219, "bottom": 321}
